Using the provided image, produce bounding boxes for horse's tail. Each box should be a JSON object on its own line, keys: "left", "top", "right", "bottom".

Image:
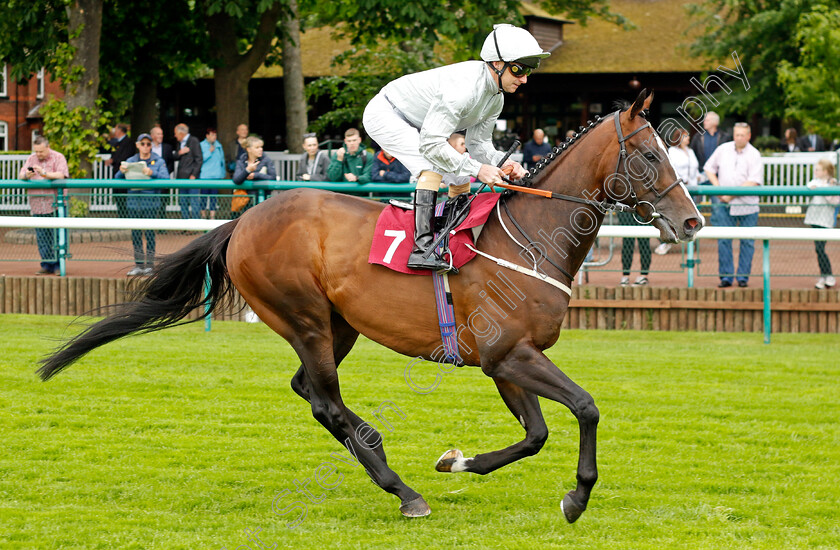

{"left": 37, "top": 219, "right": 241, "bottom": 381}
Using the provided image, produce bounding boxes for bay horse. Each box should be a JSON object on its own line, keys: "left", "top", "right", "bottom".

{"left": 38, "top": 90, "right": 702, "bottom": 523}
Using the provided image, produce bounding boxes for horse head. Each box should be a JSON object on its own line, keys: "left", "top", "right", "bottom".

{"left": 608, "top": 89, "right": 704, "bottom": 243}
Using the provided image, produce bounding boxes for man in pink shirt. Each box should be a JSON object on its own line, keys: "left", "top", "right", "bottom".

{"left": 704, "top": 122, "right": 762, "bottom": 288}
{"left": 19, "top": 136, "right": 70, "bottom": 275}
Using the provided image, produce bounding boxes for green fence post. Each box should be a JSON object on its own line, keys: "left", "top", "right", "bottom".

{"left": 257, "top": 187, "right": 266, "bottom": 203}
{"left": 56, "top": 186, "right": 68, "bottom": 277}
{"left": 686, "top": 241, "right": 695, "bottom": 288}
{"left": 204, "top": 264, "right": 212, "bottom": 332}
{"left": 763, "top": 239, "right": 771, "bottom": 344}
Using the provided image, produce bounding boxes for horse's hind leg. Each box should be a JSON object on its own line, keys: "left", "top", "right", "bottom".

{"left": 290, "top": 312, "right": 357, "bottom": 402}
{"left": 436, "top": 378, "right": 548, "bottom": 475}
{"left": 290, "top": 313, "right": 388, "bottom": 464}
{"left": 290, "top": 313, "right": 429, "bottom": 517}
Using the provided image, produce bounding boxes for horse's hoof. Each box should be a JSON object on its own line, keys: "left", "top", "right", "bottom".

{"left": 400, "top": 496, "right": 431, "bottom": 517}
{"left": 561, "top": 491, "right": 586, "bottom": 523}
{"left": 435, "top": 449, "right": 463, "bottom": 472}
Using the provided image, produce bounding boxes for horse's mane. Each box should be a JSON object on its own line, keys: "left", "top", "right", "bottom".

{"left": 521, "top": 110, "right": 612, "bottom": 184}
{"left": 520, "top": 97, "right": 644, "bottom": 185}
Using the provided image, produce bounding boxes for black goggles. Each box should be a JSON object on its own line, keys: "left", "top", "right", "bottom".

{"left": 508, "top": 63, "right": 532, "bottom": 77}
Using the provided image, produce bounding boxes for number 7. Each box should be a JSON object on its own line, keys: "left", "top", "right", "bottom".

{"left": 383, "top": 229, "right": 406, "bottom": 264}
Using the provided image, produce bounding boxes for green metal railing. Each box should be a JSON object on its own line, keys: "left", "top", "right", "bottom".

{"left": 3, "top": 179, "right": 840, "bottom": 284}
{"left": 4, "top": 179, "right": 840, "bottom": 343}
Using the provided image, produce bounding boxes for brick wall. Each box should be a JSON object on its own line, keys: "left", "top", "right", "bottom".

{"left": 0, "top": 65, "right": 64, "bottom": 152}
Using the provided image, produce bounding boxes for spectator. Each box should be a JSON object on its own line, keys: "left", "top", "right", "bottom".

{"left": 668, "top": 128, "right": 701, "bottom": 186}
{"left": 227, "top": 123, "right": 249, "bottom": 171}
{"left": 233, "top": 136, "right": 276, "bottom": 183}
{"left": 327, "top": 128, "right": 374, "bottom": 184}
{"left": 371, "top": 149, "right": 410, "bottom": 183}
{"left": 19, "top": 136, "right": 69, "bottom": 275}
{"left": 689, "top": 112, "right": 731, "bottom": 183}
{"left": 150, "top": 126, "right": 175, "bottom": 175}
{"left": 780, "top": 128, "right": 801, "bottom": 153}
{"left": 295, "top": 133, "right": 330, "bottom": 182}
{"left": 447, "top": 132, "right": 467, "bottom": 155}
{"left": 618, "top": 211, "right": 651, "bottom": 287}
{"left": 105, "top": 123, "right": 137, "bottom": 218}
{"left": 804, "top": 159, "right": 839, "bottom": 289}
{"left": 199, "top": 128, "right": 225, "bottom": 220}
{"left": 233, "top": 136, "right": 276, "bottom": 215}
{"left": 173, "top": 123, "right": 202, "bottom": 219}
{"left": 656, "top": 128, "right": 701, "bottom": 255}
{"left": 522, "top": 128, "right": 551, "bottom": 170}
{"left": 149, "top": 125, "right": 174, "bottom": 220}
{"left": 705, "top": 122, "right": 762, "bottom": 288}
{"left": 798, "top": 129, "right": 826, "bottom": 152}
{"left": 105, "top": 123, "right": 137, "bottom": 170}
{"left": 441, "top": 132, "right": 473, "bottom": 195}
{"left": 114, "top": 133, "right": 169, "bottom": 276}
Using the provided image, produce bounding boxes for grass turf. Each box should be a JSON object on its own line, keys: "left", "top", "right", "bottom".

{"left": 1, "top": 314, "right": 839, "bottom": 549}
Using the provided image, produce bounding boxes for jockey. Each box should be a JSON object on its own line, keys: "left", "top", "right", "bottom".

{"left": 363, "top": 24, "right": 549, "bottom": 273}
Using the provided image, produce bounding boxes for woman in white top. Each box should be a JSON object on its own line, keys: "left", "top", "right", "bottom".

{"left": 804, "top": 158, "right": 839, "bottom": 288}
{"left": 656, "top": 129, "right": 701, "bottom": 255}
{"left": 668, "top": 129, "right": 701, "bottom": 186}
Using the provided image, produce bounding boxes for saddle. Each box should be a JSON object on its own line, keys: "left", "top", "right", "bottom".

{"left": 369, "top": 193, "right": 501, "bottom": 275}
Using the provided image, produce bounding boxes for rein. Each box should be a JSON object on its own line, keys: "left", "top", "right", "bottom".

{"left": 502, "top": 111, "right": 684, "bottom": 224}
{"left": 490, "top": 109, "right": 685, "bottom": 286}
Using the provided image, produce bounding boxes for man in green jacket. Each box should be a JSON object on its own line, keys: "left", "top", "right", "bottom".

{"left": 327, "top": 128, "right": 375, "bottom": 183}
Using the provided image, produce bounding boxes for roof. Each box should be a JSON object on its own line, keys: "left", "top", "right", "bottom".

{"left": 542, "top": 0, "right": 705, "bottom": 73}
{"left": 254, "top": 27, "right": 350, "bottom": 78}
{"left": 26, "top": 103, "right": 43, "bottom": 119}
{"left": 254, "top": 0, "right": 706, "bottom": 79}
{"left": 519, "top": 2, "right": 575, "bottom": 24}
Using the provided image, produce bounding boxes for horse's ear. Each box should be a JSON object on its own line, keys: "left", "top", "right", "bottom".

{"left": 629, "top": 88, "right": 647, "bottom": 120}
{"left": 643, "top": 89, "right": 655, "bottom": 110}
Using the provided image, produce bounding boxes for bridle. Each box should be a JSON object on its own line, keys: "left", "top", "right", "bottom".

{"left": 609, "top": 111, "right": 685, "bottom": 224}
{"left": 497, "top": 109, "right": 686, "bottom": 281}
{"left": 508, "top": 110, "right": 684, "bottom": 224}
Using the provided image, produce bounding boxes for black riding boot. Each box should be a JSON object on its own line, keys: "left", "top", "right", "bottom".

{"left": 407, "top": 189, "right": 458, "bottom": 274}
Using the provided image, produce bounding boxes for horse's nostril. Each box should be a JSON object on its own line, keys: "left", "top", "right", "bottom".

{"left": 683, "top": 218, "right": 703, "bottom": 235}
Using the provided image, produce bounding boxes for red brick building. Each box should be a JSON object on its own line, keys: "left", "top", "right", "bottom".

{"left": 0, "top": 65, "right": 63, "bottom": 152}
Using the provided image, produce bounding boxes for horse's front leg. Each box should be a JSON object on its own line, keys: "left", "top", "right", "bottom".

{"left": 436, "top": 378, "right": 548, "bottom": 474}
{"left": 486, "top": 343, "right": 599, "bottom": 523}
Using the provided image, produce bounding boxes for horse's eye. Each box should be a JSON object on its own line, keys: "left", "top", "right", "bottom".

{"left": 643, "top": 152, "right": 658, "bottom": 162}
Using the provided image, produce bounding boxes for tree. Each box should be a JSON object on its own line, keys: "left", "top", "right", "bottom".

{"left": 306, "top": 0, "right": 630, "bottom": 135}
{"left": 99, "top": 0, "right": 206, "bottom": 133}
{"left": 306, "top": 42, "right": 442, "bottom": 134}
{"left": 0, "top": 0, "right": 105, "bottom": 176}
{"left": 778, "top": 5, "right": 840, "bottom": 141}
{"left": 1, "top": 0, "right": 207, "bottom": 154}
{"left": 280, "top": 0, "right": 307, "bottom": 153}
{"left": 686, "top": 0, "right": 824, "bottom": 120}
{"left": 0, "top": 0, "right": 67, "bottom": 82}
{"left": 317, "top": 0, "right": 627, "bottom": 53}
{"left": 204, "top": 0, "right": 287, "bottom": 155}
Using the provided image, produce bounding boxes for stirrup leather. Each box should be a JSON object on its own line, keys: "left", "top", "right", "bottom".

{"left": 407, "top": 189, "right": 458, "bottom": 274}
